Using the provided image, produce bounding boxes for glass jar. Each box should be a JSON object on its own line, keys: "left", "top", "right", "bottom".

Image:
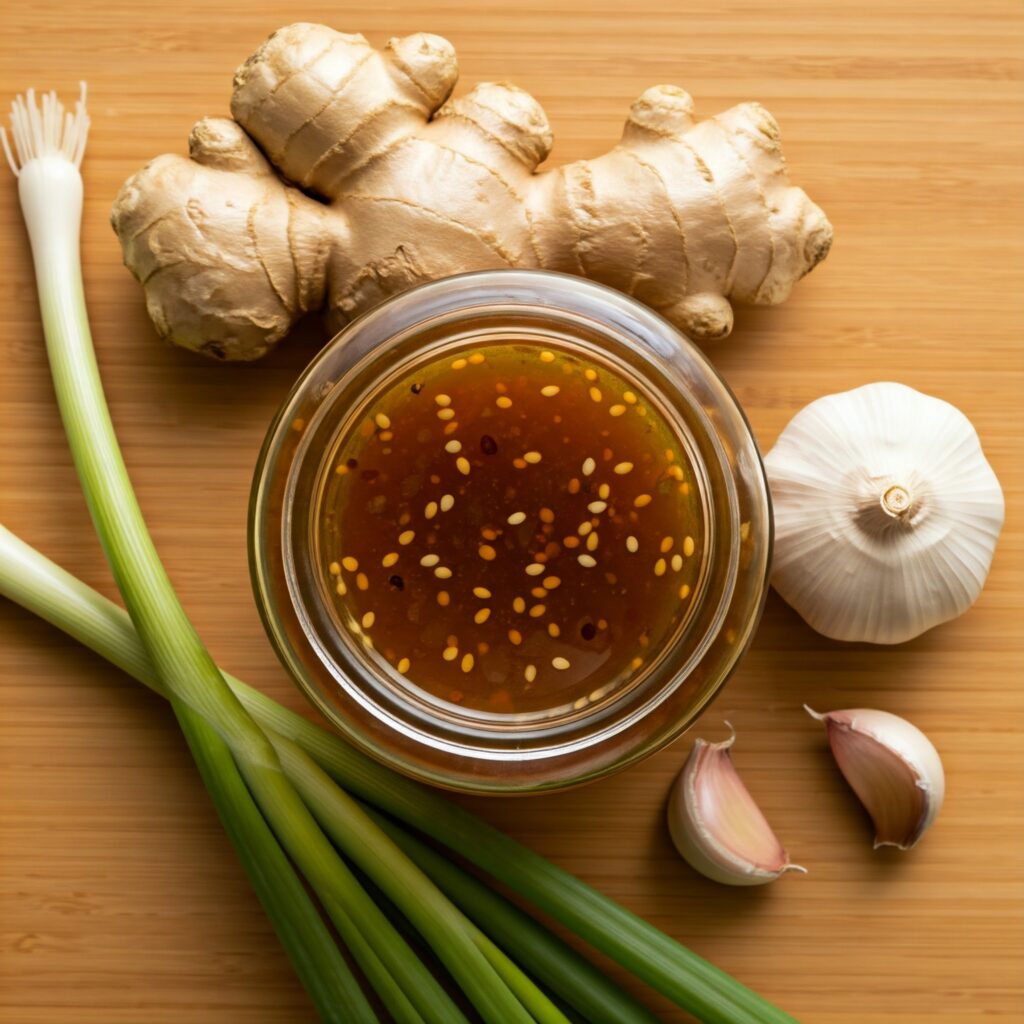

{"left": 249, "top": 270, "right": 771, "bottom": 794}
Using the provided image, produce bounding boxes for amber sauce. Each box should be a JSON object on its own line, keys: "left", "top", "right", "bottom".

{"left": 318, "top": 342, "right": 703, "bottom": 715}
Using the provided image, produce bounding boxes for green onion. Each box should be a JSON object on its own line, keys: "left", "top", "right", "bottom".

{"left": 0, "top": 525, "right": 797, "bottom": 1024}
{"left": 2, "top": 86, "right": 526, "bottom": 1024}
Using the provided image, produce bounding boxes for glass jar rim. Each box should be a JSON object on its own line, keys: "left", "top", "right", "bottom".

{"left": 249, "top": 270, "right": 772, "bottom": 793}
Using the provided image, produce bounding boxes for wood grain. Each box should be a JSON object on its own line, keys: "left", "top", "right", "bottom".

{"left": 1, "top": 2, "right": 1022, "bottom": 1021}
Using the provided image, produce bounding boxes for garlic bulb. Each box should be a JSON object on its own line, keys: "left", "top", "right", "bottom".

{"left": 667, "top": 726, "right": 805, "bottom": 885}
{"left": 806, "top": 706, "right": 944, "bottom": 849}
{"left": 765, "top": 382, "right": 1004, "bottom": 644}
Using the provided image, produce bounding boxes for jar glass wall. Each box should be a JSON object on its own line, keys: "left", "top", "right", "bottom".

{"left": 249, "top": 270, "right": 772, "bottom": 794}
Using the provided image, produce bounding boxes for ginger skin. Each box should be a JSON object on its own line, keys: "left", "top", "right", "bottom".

{"left": 112, "top": 24, "right": 832, "bottom": 361}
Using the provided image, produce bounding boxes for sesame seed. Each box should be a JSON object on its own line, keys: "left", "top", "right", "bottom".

{"left": 443, "top": 645, "right": 459, "bottom": 661}
{"left": 329, "top": 561, "right": 341, "bottom": 575}
{"left": 525, "top": 664, "right": 537, "bottom": 683}
{"left": 361, "top": 611, "right": 375, "bottom": 629}
{"left": 479, "top": 545, "right": 497, "bottom": 561}
{"left": 581, "top": 457, "right": 596, "bottom": 476}
{"left": 468, "top": 353, "right": 485, "bottom": 365}
{"left": 584, "top": 368, "right": 598, "bottom": 381}
{"left": 480, "top": 527, "right": 498, "bottom": 541}
{"left": 679, "top": 584, "right": 691, "bottom": 599}
{"left": 398, "top": 530, "right": 415, "bottom": 545}
{"left": 523, "top": 451, "right": 542, "bottom": 464}
{"left": 667, "top": 464, "right": 684, "bottom": 481}
{"left": 540, "top": 385, "right": 560, "bottom": 397}
{"left": 563, "top": 536, "right": 580, "bottom": 548}
{"left": 512, "top": 596, "right": 526, "bottom": 614}
{"left": 683, "top": 536, "right": 695, "bottom": 556}
{"left": 637, "top": 407, "right": 647, "bottom": 417}
{"left": 548, "top": 623, "right": 561, "bottom": 638}
{"left": 626, "top": 536, "right": 639, "bottom": 553}
{"left": 539, "top": 507, "right": 555, "bottom": 524}
{"left": 434, "top": 566, "right": 452, "bottom": 579}
{"left": 444, "top": 421, "right": 460, "bottom": 435}
{"left": 630, "top": 656, "right": 643, "bottom": 670}
{"left": 588, "top": 500, "right": 607, "bottom": 514}
{"left": 382, "top": 552, "right": 399, "bottom": 567}
{"left": 336, "top": 580, "right": 347, "bottom": 596}
{"left": 507, "top": 511, "right": 527, "bottom": 525}
{"left": 444, "top": 440, "right": 462, "bottom": 454}
{"left": 473, "top": 586, "right": 492, "bottom": 599}
{"left": 552, "top": 657, "right": 570, "bottom": 670}
{"left": 435, "top": 394, "right": 452, "bottom": 407}
{"left": 456, "top": 457, "right": 471, "bottom": 475}
{"left": 578, "top": 521, "right": 592, "bottom": 535}
{"left": 598, "top": 483, "right": 610, "bottom": 500}
{"left": 525, "top": 563, "right": 545, "bottom": 576}
{"left": 460, "top": 652, "right": 475, "bottom": 673}
{"left": 513, "top": 458, "right": 527, "bottom": 469}
{"left": 589, "top": 386, "right": 603, "bottom": 403}
{"left": 379, "top": 431, "right": 393, "bottom": 442}
{"left": 671, "top": 554, "right": 683, "bottom": 571}
{"left": 543, "top": 576, "right": 561, "bottom": 590}
{"left": 363, "top": 637, "right": 374, "bottom": 650}
{"left": 451, "top": 358, "right": 468, "bottom": 370}
{"left": 425, "top": 501, "right": 439, "bottom": 519}
{"left": 614, "top": 461, "right": 634, "bottom": 475}
{"left": 660, "top": 536, "right": 674, "bottom": 553}
{"left": 420, "top": 553, "right": 440, "bottom": 567}
{"left": 586, "top": 532, "right": 599, "bottom": 551}
{"left": 681, "top": 482, "right": 690, "bottom": 495}
{"left": 374, "top": 413, "right": 391, "bottom": 430}
{"left": 496, "top": 396, "right": 513, "bottom": 409}
{"left": 341, "top": 556, "right": 359, "bottom": 572}
{"left": 474, "top": 608, "right": 492, "bottom": 624}
{"left": 540, "top": 351, "right": 556, "bottom": 363}
{"left": 335, "top": 464, "right": 349, "bottom": 475}
{"left": 567, "top": 478, "right": 581, "bottom": 494}
{"left": 634, "top": 494, "right": 652, "bottom": 508}
{"left": 437, "top": 408, "right": 455, "bottom": 420}
{"left": 437, "top": 590, "right": 450, "bottom": 606}
{"left": 578, "top": 554, "right": 597, "bottom": 568}
{"left": 531, "top": 586, "right": 547, "bottom": 598}
{"left": 397, "top": 657, "right": 410, "bottom": 674}
{"left": 356, "top": 572, "right": 369, "bottom": 591}
{"left": 609, "top": 404, "right": 626, "bottom": 417}
{"left": 508, "top": 629, "right": 523, "bottom": 645}
{"left": 654, "top": 558, "right": 667, "bottom": 576}
{"left": 440, "top": 494, "right": 455, "bottom": 512}
{"left": 529, "top": 603, "right": 547, "bottom": 618}
{"left": 623, "top": 391, "right": 638, "bottom": 404}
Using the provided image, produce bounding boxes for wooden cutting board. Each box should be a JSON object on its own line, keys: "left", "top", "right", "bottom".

{"left": 1, "top": 2, "right": 1021, "bottom": 1021}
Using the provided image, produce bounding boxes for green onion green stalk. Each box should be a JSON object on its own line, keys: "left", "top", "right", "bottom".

{"left": 2, "top": 84, "right": 797, "bottom": 1024}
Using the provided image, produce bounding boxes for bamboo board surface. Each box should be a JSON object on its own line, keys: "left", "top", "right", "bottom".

{"left": 1, "top": 2, "right": 1022, "bottom": 1021}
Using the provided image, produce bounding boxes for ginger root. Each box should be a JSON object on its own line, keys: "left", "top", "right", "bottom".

{"left": 112, "top": 24, "right": 832, "bottom": 361}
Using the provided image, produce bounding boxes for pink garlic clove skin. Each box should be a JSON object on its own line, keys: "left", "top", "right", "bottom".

{"left": 807, "top": 707, "right": 945, "bottom": 850}
{"left": 667, "top": 728, "right": 806, "bottom": 886}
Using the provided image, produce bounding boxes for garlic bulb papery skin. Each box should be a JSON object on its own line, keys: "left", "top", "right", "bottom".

{"left": 807, "top": 706, "right": 945, "bottom": 850}
{"left": 764, "top": 382, "right": 1004, "bottom": 644}
{"left": 667, "top": 727, "right": 806, "bottom": 886}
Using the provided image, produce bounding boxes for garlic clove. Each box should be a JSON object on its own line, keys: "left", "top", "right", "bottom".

{"left": 765, "top": 382, "right": 1004, "bottom": 644}
{"left": 667, "top": 726, "right": 806, "bottom": 886}
{"left": 806, "top": 706, "right": 945, "bottom": 850}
